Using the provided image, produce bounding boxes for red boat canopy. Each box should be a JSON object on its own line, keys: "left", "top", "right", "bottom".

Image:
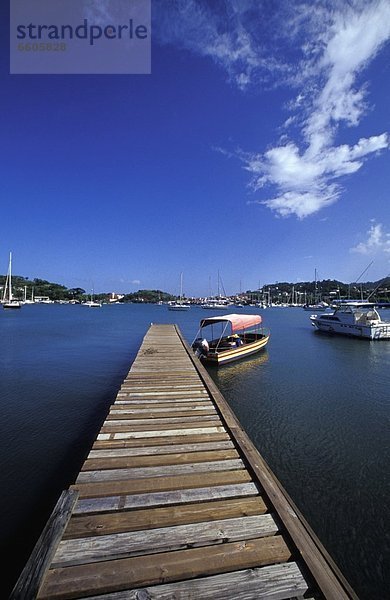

{"left": 200, "top": 313, "right": 262, "bottom": 333}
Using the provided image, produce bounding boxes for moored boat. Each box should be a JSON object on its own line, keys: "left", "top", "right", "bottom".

{"left": 192, "top": 313, "right": 270, "bottom": 365}
{"left": 83, "top": 288, "right": 102, "bottom": 307}
{"left": 83, "top": 300, "right": 102, "bottom": 307}
{"left": 303, "top": 269, "right": 328, "bottom": 311}
{"left": 310, "top": 302, "right": 390, "bottom": 339}
{"left": 168, "top": 301, "right": 190, "bottom": 311}
{"left": 201, "top": 298, "right": 231, "bottom": 309}
{"left": 168, "top": 273, "right": 190, "bottom": 310}
{"left": 303, "top": 301, "right": 329, "bottom": 311}
{"left": 2, "top": 252, "right": 21, "bottom": 309}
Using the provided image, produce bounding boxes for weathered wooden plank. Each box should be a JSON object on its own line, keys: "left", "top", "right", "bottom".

{"left": 72, "top": 469, "right": 253, "bottom": 499}
{"left": 102, "top": 415, "right": 221, "bottom": 428}
{"left": 73, "top": 482, "right": 260, "bottom": 514}
{"left": 119, "top": 385, "right": 205, "bottom": 391}
{"left": 65, "top": 496, "right": 267, "bottom": 538}
{"left": 126, "top": 368, "right": 198, "bottom": 373}
{"left": 118, "top": 391, "right": 208, "bottom": 397}
{"left": 82, "top": 449, "right": 239, "bottom": 471}
{"left": 107, "top": 410, "right": 217, "bottom": 420}
{"left": 100, "top": 422, "right": 224, "bottom": 434}
{"left": 80, "top": 562, "right": 308, "bottom": 600}
{"left": 87, "top": 440, "right": 235, "bottom": 458}
{"left": 115, "top": 396, "right": 211, "bottom": 403}
{"left": 76, "top": 459, "right": 245, "bottom": 483}
{"left": 38, "top": 536, "right": 291, "bottom": 599}
{"left": 92, "top": 432, "right": 230, "bottom": 449}
{"left": 97, "top": 426, "right": 226, "bottom": 440}
{"left": 54, "top": 514, "right": 278, "bottom": 567}
{"left": 114, "top": 397, "right": 211, "bottom": 404}
{"left": 108, "top": 407, "right": 215, "bottom": 416}
{"left": 122, "top": 379, "right": 202, "bottom": 386}
{"left": 9, "top": 490, "right": 78, "bottom": 600}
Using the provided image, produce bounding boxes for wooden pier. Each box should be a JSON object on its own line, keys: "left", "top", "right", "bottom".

{"left": 13, "top": 324, "right": 357, "bottom": 599}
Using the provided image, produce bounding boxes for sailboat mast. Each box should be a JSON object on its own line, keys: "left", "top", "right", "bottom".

{"left": 9, "top": 252, "right": 12, "bottom": 302}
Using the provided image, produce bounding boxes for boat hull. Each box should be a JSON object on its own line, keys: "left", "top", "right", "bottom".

{"left": 3, "top": 302, "right": 21, "bottom": 309}
{"left": 311, "top": 318, "right": 390, "bottom": 339}
{"left": 201, "top": 334, "right": 270, "bottom": 365}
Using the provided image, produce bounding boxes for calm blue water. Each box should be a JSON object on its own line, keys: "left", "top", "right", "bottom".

{"left": 1, "top": 303, "right": 389, "bottom": 598}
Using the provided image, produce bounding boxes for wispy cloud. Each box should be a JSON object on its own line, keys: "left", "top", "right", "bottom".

{"left": 351, "top": 221, "right": 390, "bottom": 255}
{"left": 155, "top": 1, "right": 390, "bottom": 219}
{"left": 153, "top": 0, "right": 290, "bottom": 90}
{"left": 244, "top": 1, "right": 390, "bottom": 218}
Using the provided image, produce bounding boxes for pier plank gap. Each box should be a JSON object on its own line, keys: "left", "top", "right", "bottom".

{"left": 12, "top": 324, "right": 358, "bottom": 600}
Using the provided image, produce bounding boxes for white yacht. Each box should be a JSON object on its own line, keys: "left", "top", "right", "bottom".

{"left": 310, "top": 302, "right": 390, "bottom": 339}
{"left": 201, "top": 298, "right": 231, "bottom": 310}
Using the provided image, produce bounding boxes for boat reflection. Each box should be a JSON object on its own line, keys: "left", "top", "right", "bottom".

{"left": 208, "top": 349, "right": 269, "bottom": 387}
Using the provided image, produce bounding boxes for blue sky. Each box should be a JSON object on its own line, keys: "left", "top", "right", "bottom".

{"left": 2, "top": 0, "right": 390, "bottom": 296}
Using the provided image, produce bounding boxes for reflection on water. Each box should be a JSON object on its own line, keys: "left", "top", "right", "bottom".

{"left": 210, "top": 349, "right": 269, "bottom": 387}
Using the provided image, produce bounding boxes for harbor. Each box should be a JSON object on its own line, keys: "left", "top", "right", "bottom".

{"left": 12, "top": 323, "right": 356, "bottom": 598}
{"left": 3, "top": 0, "right": 390, "bottom": 596}
{"left": 1, "top": 304, "right": 389, "bottom": 598}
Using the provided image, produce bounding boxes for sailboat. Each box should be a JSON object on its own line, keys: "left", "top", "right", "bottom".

{"left": 2, "top": 252, "right": 21, "bottom": 309}
{"left": 83, "top": 288, "right": 102, "bottom": 307}
{"left": 201, "top": 271, "right": 231, "bottom": 309}
{"left": 168, "top": 273, "right": 190, "bottom": 311}
{"left": 303, "top": 269, "right": 328, "bottom": 311}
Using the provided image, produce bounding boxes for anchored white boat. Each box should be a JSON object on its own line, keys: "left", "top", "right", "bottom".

{"left": 303, "top": 269, "right": 328, "bottom": 311}
{"left": 168, "top": 273, "right": 190, "bottom": 311}
{"left": 303, "top": 301, "right": 329, "bottom": 311}
{"left": 201, "top": 298, "right": 231, "bottom": 310}
{"left": 83, "top": 289, "right": 102, "bottom": 307}
{"left": 310, "top": 302, "right": 390, "bottom": 339}
{"left": 2, "top": 252, "right": 21, "bottom": 309}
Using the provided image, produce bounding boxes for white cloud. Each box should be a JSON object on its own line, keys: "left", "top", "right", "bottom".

{"left": 244, "top": 132, "right": 388, "bottom": 218}
{"left": 243, "top": 1, "right": 390, "bottom": 218}
{"left": 303, "top": 2, "right": 390, "bottom": 154}
{"left": 351, "top": 222, "right": 390, "bottom": 255}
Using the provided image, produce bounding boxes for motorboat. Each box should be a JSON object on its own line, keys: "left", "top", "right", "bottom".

{"left": 192, "top": 313, "right": 270, "bottom": 365}
{"left": 310, "top": 302, "right": 390, "bottom": 339}
{"left": 201, "top": 298, "right": 231, "bottom": 310}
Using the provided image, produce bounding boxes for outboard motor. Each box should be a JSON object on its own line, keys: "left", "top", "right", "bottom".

{"left": 192, "top": 337, "right": 209, "bottom": 357}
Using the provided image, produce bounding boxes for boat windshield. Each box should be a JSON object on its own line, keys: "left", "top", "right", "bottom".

{"left": 334, "top": 304, "right": 380, "bottom": 322}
